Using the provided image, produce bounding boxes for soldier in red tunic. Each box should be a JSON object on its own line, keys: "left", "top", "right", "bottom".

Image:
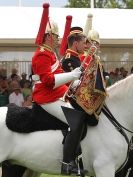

{"left": 32, "top": 3, "right": 86, "bottom": 175}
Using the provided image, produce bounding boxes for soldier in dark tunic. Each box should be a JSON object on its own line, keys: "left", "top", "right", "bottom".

{"left": 61, "top": 27, "right": 85, "bottom": 72}
{"left": 60, "top": 27, "right": 99, "bottom": 175}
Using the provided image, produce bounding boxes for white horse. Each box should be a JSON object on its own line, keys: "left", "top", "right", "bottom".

{"left": 1, "top": 74, "right": 133, "bottom": 177}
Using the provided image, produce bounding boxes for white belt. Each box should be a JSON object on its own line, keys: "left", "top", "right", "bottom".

{"left": 34, "top": 80, "right": 42, "bottom": 84}
{"left": 32, "top": 74, "right": 42, "bottom": 84}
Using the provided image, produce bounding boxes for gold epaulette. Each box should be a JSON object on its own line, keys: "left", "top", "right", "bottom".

{"left": 65, "top": 52, "right": 71, "bottom": 59}
{"left": 40, "top": 44, "right": 52, "bottom": 52}
{"left": 40, "top": 46, "right": 45, "bottom": 52}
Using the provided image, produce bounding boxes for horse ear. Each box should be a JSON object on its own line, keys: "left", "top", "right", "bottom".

{"left": 61, "top": 106, "right": 84, "bottom": 130}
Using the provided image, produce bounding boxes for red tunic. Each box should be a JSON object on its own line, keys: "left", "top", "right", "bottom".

{"left": 32, "top": 45, "right": 68, "bottom": 104}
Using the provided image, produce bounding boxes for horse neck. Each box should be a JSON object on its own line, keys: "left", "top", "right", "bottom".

{"left": 106, "top": 75, "right": 133, "bottom": 134}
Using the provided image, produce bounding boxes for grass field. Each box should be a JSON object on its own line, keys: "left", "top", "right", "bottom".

{"left": 40, "top": 174, "right": 90, "bottom": 177}
{"left": 40, "top": 174, "right": 69, "bottom": 177}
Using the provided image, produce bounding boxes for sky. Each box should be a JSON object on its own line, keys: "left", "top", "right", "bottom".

{"left": 0, "top": 0, "right": 68, "bottom": 7}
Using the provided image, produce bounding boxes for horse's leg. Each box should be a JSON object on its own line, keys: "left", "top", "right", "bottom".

{"left": 31, "top": 172, "right": 41, "bottom": 177}
{"left": 115, "top": 164, "right": 130, "bottom": 177}
{"left": 22, "top": 169, "right": 34, "bottom": 177}
{"left": 128, "top": 167, "right": 133, "bottom": 177}
{"left": 93, "top": 160, "right": 115, "bottom": 177}
{"left": 22, "top": 169, "right": 41, "bottom": 177}
{"left": 1, "top": 161, "right": 26, "bottom": 177}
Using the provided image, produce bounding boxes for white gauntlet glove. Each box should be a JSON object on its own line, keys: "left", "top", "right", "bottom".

{"left": 54, "top": 67, "right": 82, "bottom": 89}
{"left": 71, "top": 67, "right": 82, "bottom": 80}
{"left": 71, "top": 79, "right": 81, "bottom": 89}
{"left": 32, "top": 74, "right": 40, "bottom": 81}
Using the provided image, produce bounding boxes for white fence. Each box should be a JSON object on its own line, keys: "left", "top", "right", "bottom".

{"left": 0, "top": 60, "right": 133, "bottom": 77}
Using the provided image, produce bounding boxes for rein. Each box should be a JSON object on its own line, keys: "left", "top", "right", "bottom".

{"left": 102, "top": 105, "right": 133, "bottom": 134}
{"left": 102, "top": 105, "right": 133, "bottom": 144}
{"left": 102, "top": 104, "right": 133, "bottom": 174}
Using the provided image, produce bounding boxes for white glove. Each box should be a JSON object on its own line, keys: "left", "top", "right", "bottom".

{"left": 71, "top": 79, "right": 81, "bottom": 89}
{"left": 32, "top": 74, "right": 40, "bottom": 81}
{"left": 71, "top": 67, "right": 82, "bottom": 80}
{"left": 105, "top": 75, "right": 109, "bottom": 80}
{"left": 54, "top": 68, "right": 82, "bottom": 89}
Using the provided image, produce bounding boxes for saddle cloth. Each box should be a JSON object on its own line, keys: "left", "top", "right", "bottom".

{"left": 6, "top": 103, "right": 68, "bottom": 133}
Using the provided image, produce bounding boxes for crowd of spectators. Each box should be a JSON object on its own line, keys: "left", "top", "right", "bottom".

{"left": 106, "top": 66, "right": 133, "bottom": 87}
{"left": 0, "top": 66, "right": 133, "bottom": 107}
{"left": 0, "top": 68, "right": 32, "bottom": 107}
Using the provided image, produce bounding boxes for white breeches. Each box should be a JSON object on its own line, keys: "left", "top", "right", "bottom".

{"left": 40, "top": 99, "right": 74, "bottom": 124}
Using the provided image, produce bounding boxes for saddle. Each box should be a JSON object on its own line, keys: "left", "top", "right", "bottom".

{"left": 6, "top": 103, "right": 68, "bottom": 133}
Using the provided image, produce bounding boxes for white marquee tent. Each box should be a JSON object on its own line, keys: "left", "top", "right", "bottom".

{"left": 0, "top": 6, "right": 133, "bottom": 45}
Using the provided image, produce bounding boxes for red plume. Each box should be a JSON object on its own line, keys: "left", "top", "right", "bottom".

{"left": 35, "top": 3, "right": 49, "bottom": 45}
{"left": 59, "top": 15, "right": 72, "bottom": 56}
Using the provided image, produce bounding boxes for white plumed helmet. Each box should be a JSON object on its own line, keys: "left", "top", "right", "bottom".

{"left": 87, "top": 29, "right": 100, "bottom": 44}
{"left": 83, "top": 13, "right": 93, "bottom": 36}
{"left": 45, "top": 19, "right": 59, "bottom": 36}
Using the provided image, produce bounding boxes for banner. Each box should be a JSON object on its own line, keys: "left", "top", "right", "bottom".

{"left": 75, "top": 57, "right": 106, "bottom": 115}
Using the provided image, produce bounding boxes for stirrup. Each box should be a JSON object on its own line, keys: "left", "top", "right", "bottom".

{"left": 61, "top": 161, "right": 79, "bottom": 175}
{"left": 61, "top": 161, "right": 70, "bottom": 175}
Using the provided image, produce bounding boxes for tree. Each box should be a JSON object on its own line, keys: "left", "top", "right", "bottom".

{"left": 65, "top": 0, "right": 90, "bottom": 8}
{"left": 65, "top": 0, "right": 133, "bottom": 9}
{"left": 126, "top": 0, "right": 133, "bottom": 9}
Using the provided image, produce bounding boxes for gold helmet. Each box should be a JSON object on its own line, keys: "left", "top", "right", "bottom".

{"left": 87, "top": 29, "right": 100, "bottom": 44}
{"left": 45, "top": 19, "right": 59, "bottom": 36}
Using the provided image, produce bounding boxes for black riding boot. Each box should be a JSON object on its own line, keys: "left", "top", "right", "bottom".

{"left": 61, "top": 118, "right": 85, "bottom": 175}
{"left": 128, "top": 167, "right": 133, "bottom": 177}
{"left": 61, "top": 160, "right": 80, "bottom": 176}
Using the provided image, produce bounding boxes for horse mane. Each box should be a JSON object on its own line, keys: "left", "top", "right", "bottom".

{"left": 107, "top": 73, "right": 133, "bottom": 99}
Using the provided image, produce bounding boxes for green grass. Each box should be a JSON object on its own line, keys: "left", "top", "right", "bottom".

{"left": 40, "top": 174, "right": 69, "bottom": 177}
{"left": 40, "top": 174, "right": 90, "bottom": 177}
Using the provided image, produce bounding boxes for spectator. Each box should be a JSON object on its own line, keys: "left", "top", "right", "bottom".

{"left": 114, "top": 67, "right": 121, "bottom": 82}
{"left": 130, "top": 67, "right": 133, "bottom": 74}
{"left": 0, "top": 75, "right": 9, "bottom": 96}
{"left": 19, "top": 72, "right": 29, "bottom": 88}
{"left": 11, "top": 68, "right": 18, "bottom": 75}
{"left": 0, "top": 68, "right": 7, "bottom": 78}
{"left": 119, "top": 67, "right": 125, "bottom": 80}
{"left": 22, "top": 80, "right": 32, "bottom": 99}
{"left": 8, "top": 74, "right": 20, "bottom": 93}
{"left": 9, "top": 86, "right": 24, "bottom": 107}
{"left": 122, "top": 70, "right": 128, "bottom": 79}
{"left": 106, "top": 71, "right": 116, "bottom": 86}
{"left": 0, "top": 75, "right": 9, "bottom": 106}
{"left": 8, "top": 68, "right": 21, "bottom": 81}
{"left": 22, "top": 94, "right": 32, "bottom": 108}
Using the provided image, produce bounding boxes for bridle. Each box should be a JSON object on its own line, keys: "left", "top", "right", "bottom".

{"left": 102, "top": 104, "right": 133, "bottom": 174}
{"left": 102, "top": 104, "right": 133, "bottom": 141}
